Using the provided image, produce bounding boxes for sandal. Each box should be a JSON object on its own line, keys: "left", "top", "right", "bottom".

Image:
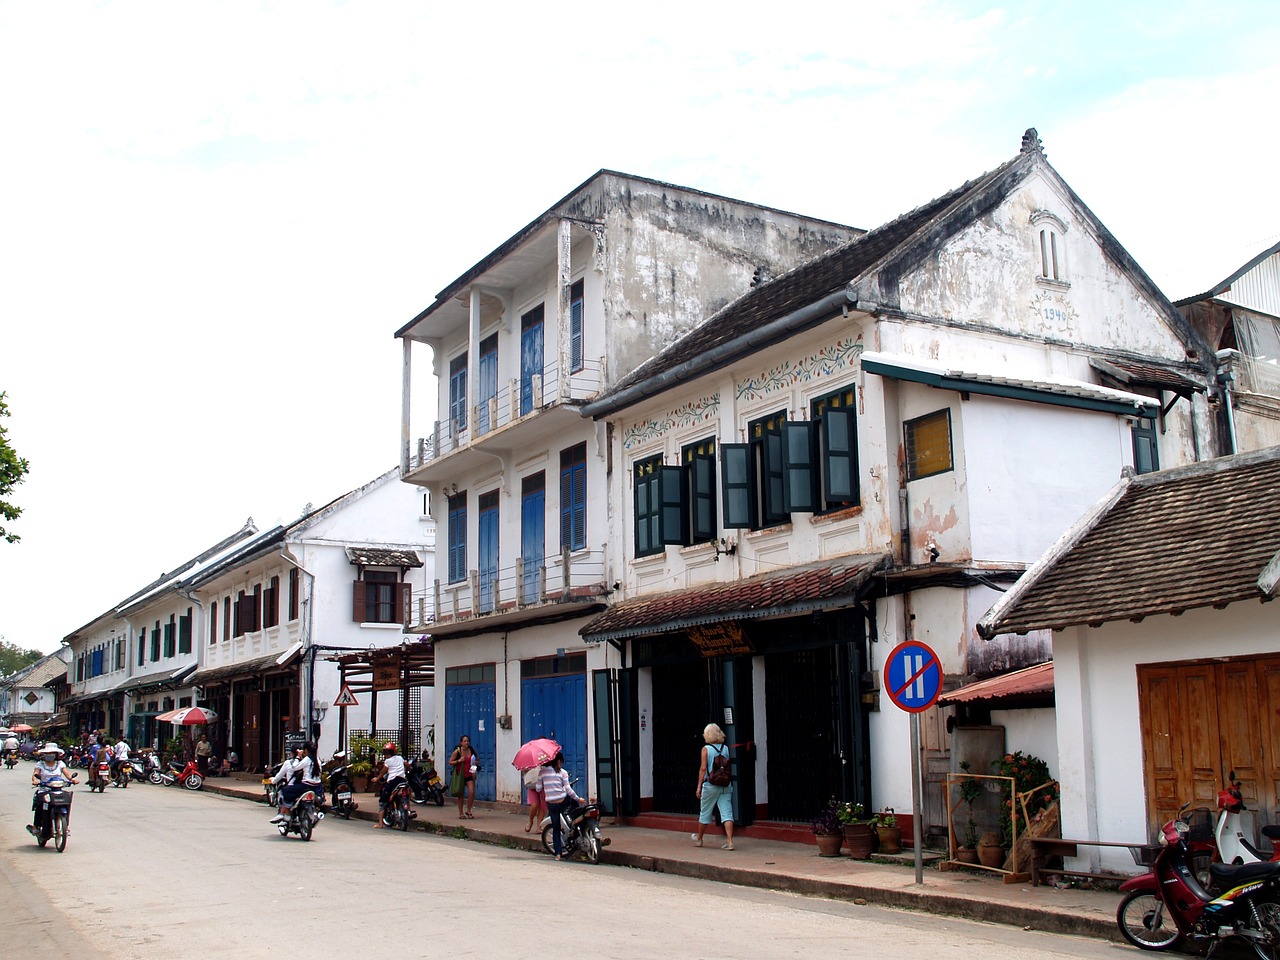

{"left": 691, "top": 833, "right": 703, "bottom": 847}
{"left": 525, "top": 823, "right": 533, "bottom": 833}
{"left": 721, "top": 843, "right": 735, "bottom": 850}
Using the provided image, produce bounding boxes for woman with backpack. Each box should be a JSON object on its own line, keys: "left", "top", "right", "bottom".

{"left": 692, "top": 722, "right": 735, "bottom": 850}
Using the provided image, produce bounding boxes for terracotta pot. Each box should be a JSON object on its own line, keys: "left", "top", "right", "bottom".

{"left": 954, "top": 847, "right": 980, "bottom": 864}
{"left": 978, "top": 842, "right": 1006, "bottom": 868}
{"left": 815, "top": 832, "right": 844, "bottom": 857}
{"left": 844, "top": 822, "right": 876, "bottom": 859}
{"left": 875, "top": 825, "right": 902, "bottom": 855}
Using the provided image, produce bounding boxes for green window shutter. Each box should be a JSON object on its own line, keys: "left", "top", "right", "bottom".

{"left": 660, "top": 465, "right": 687, "bottom": 546}
{"left": 633, "top": 462, "right": 662, "bottom": 557}
{"left": 822, "top": 407, "right": 858, "bottom": 503}
{"left": 721, "top": 443, "right": 754, "bottom": 529}
{"left": 761, "top": 421, "right": 787, "bottom": 525}
{"left": 690, "top": 450, "right": 717, "bottom": 543}
{"left": 782, "top": 421, "right": 817, "bottom": 513}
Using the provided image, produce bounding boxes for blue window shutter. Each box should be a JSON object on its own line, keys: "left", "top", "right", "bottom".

{"left": 721, "top": 443, "right": 754, "bottom": 529}
{"left": 782, "top": 421, "right": 817, "bottom": 513}
{"left": 660, "top": 465, "right": 687, "bottom": 546}
{"left": 447, "top": 495, "right": 467, "bottom": 583}
{"left": 570, "top": 281, "right": 584, "bottom": 373}
{"left": 822, "top": 408, "right": 858, "bottom": 502}
{"left": 560, "top": 457, "right": 586, "bottom": 552}
{"left": 449, "top": 355, "right": 467, "bottom": 433}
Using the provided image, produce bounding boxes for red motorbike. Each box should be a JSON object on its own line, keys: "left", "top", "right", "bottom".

{"left": 1117, "top": 801, "right": 1280, "bottom": 958}
{"left": 160, "top": 758, "right": 204, "bottom": 790}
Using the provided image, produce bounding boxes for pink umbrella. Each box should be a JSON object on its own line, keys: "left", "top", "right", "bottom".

{"left": 156, "top": 706, "right": 218, "bottom": 725}
{"left": 512, "top": 737, "right": 560, "bottom": 772}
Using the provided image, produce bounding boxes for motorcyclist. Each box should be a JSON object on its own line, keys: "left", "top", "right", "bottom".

{"left": 2, "top": 732, "right": 18, "bottom": 763}
{"left": 112, "top": 736, "right": 130, "bottom": 779}
{"left": 28, "top": 743, "right": 76, "bottom": 836}
{"left": 270, "top": 743, "right": 323, "bottom": 824}
{"left": 371, "top": 742, "right": 406, "bottom": 829}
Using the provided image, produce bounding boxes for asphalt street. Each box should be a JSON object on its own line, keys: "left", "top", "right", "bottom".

{"left": 0, "top": 764, "right": 1124, "bottom": 959}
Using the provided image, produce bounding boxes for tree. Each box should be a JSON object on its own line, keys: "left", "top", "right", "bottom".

{"left": 0, "top": 640, "right": 42, "bottom": 676}
{"left": 0, "top": 392, "right": 30, "bottom": 544}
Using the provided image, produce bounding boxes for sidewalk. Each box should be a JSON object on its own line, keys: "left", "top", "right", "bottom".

{"left": 205, "top": 773, "right": 1121, "bottom": 941}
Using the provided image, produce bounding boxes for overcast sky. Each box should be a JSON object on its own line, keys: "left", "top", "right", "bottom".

{"left": 2, "top": 2, "right": 1277, "bottom": 654}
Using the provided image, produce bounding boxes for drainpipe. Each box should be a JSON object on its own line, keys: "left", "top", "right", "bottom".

{"left": 279, "top": 547, "right": 317, "bottom": 741}
{"left": 1215, "top": 350, "right": 1239, "bottom": 456}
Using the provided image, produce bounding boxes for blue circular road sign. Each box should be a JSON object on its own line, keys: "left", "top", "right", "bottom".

{"left": 883, "top": 640, "right": 942, "bottom": 713}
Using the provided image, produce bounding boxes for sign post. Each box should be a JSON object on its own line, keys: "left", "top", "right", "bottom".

{"left": 883, "top": 639, "right": 943, "bottom": 885}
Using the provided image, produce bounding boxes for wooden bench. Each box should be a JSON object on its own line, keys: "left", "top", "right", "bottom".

{"left": 1028, "top": 837, "right": 1151, "bottom": 886}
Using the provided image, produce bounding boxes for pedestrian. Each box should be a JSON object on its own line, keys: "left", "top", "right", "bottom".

{"left": 523, "top": 764, "right": 546, "bottom": 833}
{"left": 535, "top": 751, "right": 580, "bottom": 861}
{"left": 195, "top": 733, "right": 213, "bottom": 777}
{"left": 448, "top": 734, "right": 478, "bottom": 819}
{"left": 692, "top": 722, "right": 735, "bottom": 850}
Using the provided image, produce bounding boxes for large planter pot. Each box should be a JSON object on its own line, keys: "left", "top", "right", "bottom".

{"left": 954, "top": 847, "right": 980, "bottom": 864}
{"left": 978, "top": 842, "right": 1006, "bottom": 868}
{"left": 815, "top": 832, "right": 844, "bottom": 857}
{"left": 875, "top": 825, "right": 902, "bottom": 855}
{"left": 844, "top": 822, "right": 876, "bottom": 859}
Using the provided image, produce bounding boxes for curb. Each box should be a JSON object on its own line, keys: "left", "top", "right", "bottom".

{"left": 202, "top": 781, "right": 1116, "bottom": 941}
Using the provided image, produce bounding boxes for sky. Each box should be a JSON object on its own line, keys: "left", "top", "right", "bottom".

{"left": 2, "top": 1, "right": 1278, "bottom": 654}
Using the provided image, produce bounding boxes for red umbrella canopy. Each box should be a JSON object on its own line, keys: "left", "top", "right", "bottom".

{"left": 10, "top": 724, "right": 33, "bottom": 733}
{"left": 512, "top": 737, "right": 560, "bottom": 772}
{"left": 156, "top": 706, "right": 218, "bottom": 726}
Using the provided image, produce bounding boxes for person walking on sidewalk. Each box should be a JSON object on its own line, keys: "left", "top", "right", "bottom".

{"left": 449, "top": 735, "right": 478, "bottom": 819}
{"left": 693, "top": 723, "right": 735, "bottom": 850}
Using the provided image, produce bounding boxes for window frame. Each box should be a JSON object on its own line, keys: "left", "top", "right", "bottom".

{"left": 1132, "top": 415, "right": 1160, "bottom": 475}
{"left": 633, "top": 454, "right": 664, "bottom": 558}
{"left": 811, "top": 386, "right": 860, "bottom": 511}
{"left": 904, "top": 408, "right": 954, "bottom": 481}
{"left": 682, "top": 437, "right": 717, "bottom": 545}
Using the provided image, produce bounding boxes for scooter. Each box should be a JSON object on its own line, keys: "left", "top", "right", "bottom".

{"left": 144, "top": 753, "right": 164, "bottom": 785}
{"left": 262, "top": 761, "right": 284, "bottom": 808}
{"left": 1217, "top": 771, "right": 1280, "bottom": 865}
{"left": 380, "top": 780, "right": 416, "bottom": 831}
{"left": 160, "top": 758, "right": 203, "bottom": 790}
{"left": 90, "top": 753, "right": 112, "bottom": 793}
{"left": 30, "top": 776, "right": 75, "bottom": 852}
{"left": 409, "top": 754, "right": 445, "bottom": 807}
{"left": 126, "top": 757, "right": 147, "bottom": 783}
{"left": 1117, "top": 800, "right": 1280, "bottom": 957}
{"left": 112, "top": 758, "right": 130, "bottom": 789}
{"left": 274, "top": 789, "right": 323, "bottom": 842}
{"left": 3, "top": 752, "right": 16, "bottom": 770}
{"left": 539, "top": 798, "right": 609, "bottom": 864}
{"left": 325, "top": 754, "right": 357, "bottom": 820}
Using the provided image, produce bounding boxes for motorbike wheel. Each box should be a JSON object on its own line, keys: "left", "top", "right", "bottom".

{"left": 431, "top": 787, "right": 445, "bottom": 807}
{"left": 541, "top": 824, "right": 555, "bottom": 856}
{"left": 1246, "top": 896, "right": 1280, "bottom": 960}
{"left": 1116, "top": 890, "right": 1181, "bottom": 951}
{"left": 398, "top": 801, "right": 410, "bottom": 831}
{"left": 184, "top": 774, "right": 203, "bottom": 791}
{"left": 148, "top": 771, "right": 162, "bottom": 785}
{"left": 336, "top": 799, "right": 352, "bottom": 820}
{"left": 53, "top": 813, "right": 68, "bottom": 853}
{"left": 584, "top": 835, "right": 600, "bottom": 865}
{"left": 298, "top": 812, "right": 313, "bottom": 842}
{"left": 37, "top": 820, "right": 49, "bottom": 848}
{"left": 381, "top": 808, "right": 396, "bottom": 828}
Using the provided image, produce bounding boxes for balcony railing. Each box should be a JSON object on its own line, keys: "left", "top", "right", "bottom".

{"left": 406, "top": 547, "right": 608, "bottom": 631}
{"left": 409, "top": 357, "right": 605, "bottom": 471}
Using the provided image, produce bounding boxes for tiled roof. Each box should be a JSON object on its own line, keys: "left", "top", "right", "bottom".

{"left": 937, "top": 661, "right": 1054, "bottom": 706}
{"left": 1088, "top": 357, "right": 1204, "bottom": 397}
{"left": 978, "top": 446, "right": 1280, "bottom": 638}
{"left": 346, "top": 547, "right": 422, "bottom": 568}
{"left": 580, "top": 553, "right": 890, "bottom": 641}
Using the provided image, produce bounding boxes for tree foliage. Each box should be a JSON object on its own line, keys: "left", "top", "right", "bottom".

{"left": 0, "top": 392, "right": 30, "bottom": 544}
{"left": 0, "top": 640, "right": 43, "bottom": 676}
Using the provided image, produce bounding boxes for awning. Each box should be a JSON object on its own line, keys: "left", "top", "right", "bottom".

{"left": 189, "top": 644, "right": 303, "bottom": 687}
{"left": 39, "top": 713, "right": 68, "bottom": 729}
{"left": 346, "top": 547, "right": 422, "bottom": 568}
{"left": 937, "top": 661, "right": 1054, "bottom": 709}
{"left": 119, "top": 662, "right": 198, "bottom": 693}
{"left": 1088, "top": 357, "right": 1204, "bottom": 397}
{"left": 580, "top": 553, "right": 890, "bottom": 643}
{"left": 861, "top": 351, "right": 1159, "bottom": 417}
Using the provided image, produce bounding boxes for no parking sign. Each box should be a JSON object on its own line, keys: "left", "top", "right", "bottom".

{"left": 883, "top": 640, "right": 942, "bottom": 713}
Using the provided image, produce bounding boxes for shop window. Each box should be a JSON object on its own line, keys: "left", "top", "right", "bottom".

{"left": 905, "top": 409, "right": 953, "bottom": 481}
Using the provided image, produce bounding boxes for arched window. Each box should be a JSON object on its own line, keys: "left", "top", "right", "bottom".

{"left": 1030, "top": 210, "right": 1069, "bottom": 285}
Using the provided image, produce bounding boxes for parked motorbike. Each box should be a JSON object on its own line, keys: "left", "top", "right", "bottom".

{"left": 324, "top": 754, "right": 357, "bottom": 820}
{"left": 160, "top": 759, "right": 203, "bottom": 790}
{"left": 144, "top": 753, "right": 164, "bottom": 785}
{"left": 408, "top": 754, "right": 445, "bottom": 807}
{"left": 126, "top": 757, "right": 146, "bottom": 783}
{"left": 30, "top": 775, "right": 74, "bottom": 852}
{"left": 539, "top": 798, "right": 608, "bottom": 864}
{"left": 1117, "top": 800, "right": 1280, "bottom": 958}
{"left": 380, "top": 780, "right": 415, "bottom": 831}
{"left": 275, "top": 789, "right": 323, "bottom": 842}
{"left": 90, "top": 753, "right": 112, "bottom": 793}
{"left": 1217, "top": 771, "right": 1280, "bottom": 866}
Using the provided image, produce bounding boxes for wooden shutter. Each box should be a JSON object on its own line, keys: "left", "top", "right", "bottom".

{"left": 634, "top": 466, "right": 659, "bottom": 556}
{"left": 690, "top": 451, "right": 717, "bottom": 543}
{"left": 352, "top": 580, "right": 367, "bottom": 622}
{"left": 660, "top": 465, "right": 687, "bottom": 546}
{"left": 782, "top": 421, "right": 817, "bottom": 513}
{"left": 721, "top": 443, "right": 754, "bottom": 529}
{"left": 396, "top": 582, "right": 412, "bottom": 625}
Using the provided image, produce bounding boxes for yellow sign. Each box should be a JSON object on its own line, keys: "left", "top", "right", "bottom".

{"left": 687, "top": 622, "right": 754, "bottom": 658}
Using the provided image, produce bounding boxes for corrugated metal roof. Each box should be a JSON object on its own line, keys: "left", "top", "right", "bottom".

{"left": 937, "top": 661, "right": 1054, "bottom": 706}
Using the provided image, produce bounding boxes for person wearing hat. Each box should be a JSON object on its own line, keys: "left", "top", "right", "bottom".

{"left": 28, "top": 743, "right": 76, "bottom": 836}
{"left": 269, "top": 742, "right": 308, "bottom": 824}
{"left": 371, "top": 742, "right": 406, "bottom": 829}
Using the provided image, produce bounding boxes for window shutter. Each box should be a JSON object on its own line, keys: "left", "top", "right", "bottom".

{"left": 396, "top": 582, "right": 412, "bottom": 625}
{"left": 721, "top": 443, "right": 754, "bottom": 529}
{"left": 659, "top": 465, "right": 687, "bottom": 546}
{"left": 352, "top": 580, "right": 367, "bottom": 622}
{"left": 690, "top": 450, "right": 717, "bottom": 544}
{"left": 634, "top": 469, "right": 656, "bottom": 556}
{"left": 822, "top": 408, "right": 857, "bottom": 502}
{"left": 782, "top": 421, "right": 817, "bottom": 513}
{"left": 178, "top": 613, "right": 192, "bottom": 654}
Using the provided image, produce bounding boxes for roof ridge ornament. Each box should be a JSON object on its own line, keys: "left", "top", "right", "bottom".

{"left": 1021, "top": 128, "right": 1045, "bottom": 157}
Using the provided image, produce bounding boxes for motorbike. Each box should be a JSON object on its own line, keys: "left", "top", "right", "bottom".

{"left": 408, "top": 754, "right": 445, "bottom": 807}
{"left": 160, "top": 758, "right": 203, "bottom": 790}
{"left": 126, "top": 757, "right": 147, "bottom": 783}
{"left": 539, "top": 798, "right": 608, "bottom": 864}
{"left": 1217, "top": 771, "right": 1280, "bottom": 866}
{"left": 275, "top": 789, "right": 323, "bottom": 842}
{"left": 30, "top": 775, "right": 74, "bottom": 852}
{"left": 1117, "top": 800, "right": 1280, "bottom": 958}
{"left": 90, "top": 753, "right": 112, "bottom": 793}
{"left": 6, "top": 750, "right": 20, "bottom": 769}
{"left": 325, "top": 754, "right": 357, "bottom": 820}
{"left": 380, "top": 780, "right": 415, "bottom": 831}
{"left": 112, "top": 757, "right": 131, "bottom": 789}
{"left": 262, "top": 761, "right": 284, "bottom": 808}
{"left": 144, "top": 753, "right": 164, "bottom": 785}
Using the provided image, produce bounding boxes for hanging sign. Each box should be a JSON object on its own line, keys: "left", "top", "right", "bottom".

{"left": 372, "top": 663, "right": 400, "bottom": 691}
{"left": 687, "top": 622, "right": 754, "bottom": 658}
{"left": 333, "top": 685, "right": 359, "bottom": 708}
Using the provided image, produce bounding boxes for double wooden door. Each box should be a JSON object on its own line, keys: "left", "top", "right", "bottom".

{"left": 1138, "top": 655, "right": 1280, "bottom": 834}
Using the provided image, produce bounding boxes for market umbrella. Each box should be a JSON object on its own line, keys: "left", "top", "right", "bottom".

{"left": 156, "top": 706, "right": 218, "bottom": 725}
{"left": 10, "top": 724, "right": 33, "bottom": 733}
{"left": 512, "top": 737, "right": 560, "bottom": 772}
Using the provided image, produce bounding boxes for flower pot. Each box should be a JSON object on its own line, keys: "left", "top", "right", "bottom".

{"left": 978, "top": 842, "right": 1006, "bottom": 868}
{"left": 954, "top": 846, "right": 980, "bottom": 864}
{"left": 815, "top": 832, "right": 844, "bottom": 857}
{"left": 875, "top": 825, "right": 902, "bottom": 855}
{"left": 843, "top": 822, "right": 876, "bottom": 859}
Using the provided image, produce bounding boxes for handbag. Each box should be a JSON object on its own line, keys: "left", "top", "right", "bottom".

{"left": 450, "top": 768, "right": 463, "bottom": 796}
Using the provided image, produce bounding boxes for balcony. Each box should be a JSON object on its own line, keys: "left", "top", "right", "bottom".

{"left": 404, "top": 358, "right": 604, "bottom": 485}
{"left": 1220, "top": 349, "right": 1280, "bottom": 398}
{"left": 406, "top": 547, "right": 609, "bottom": 637}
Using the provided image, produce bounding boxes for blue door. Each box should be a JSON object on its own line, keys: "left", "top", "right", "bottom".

{"left": 477, "top": 334, "right": 497, "bottom": 435}
{"left": 478, "top": 491, "right": 498, "bottom": 613}
{"left": 521, "top": 474, "right": 544, "bottom": 605}
{"left": 521, "top": 673, "right": 587, "bottom": 789}
{"left": 445, "top": 680, "right": 496, "bottom": 802}
{"left": 520, "top": 304, "right": 544, "bottom": 416}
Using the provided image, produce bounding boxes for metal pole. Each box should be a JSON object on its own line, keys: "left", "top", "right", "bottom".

{"left": 910, "top": 712, "right": 924, "bottom": 885}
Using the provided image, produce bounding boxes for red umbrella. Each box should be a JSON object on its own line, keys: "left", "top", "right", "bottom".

{"left": 512, "top": 737, "right": 560, "bottom": 772}
{"left": 156, "top": 706, "right": 218, "bottom": 725}
{"left": 10, "top": 724, "right": 33, "bottom": 733}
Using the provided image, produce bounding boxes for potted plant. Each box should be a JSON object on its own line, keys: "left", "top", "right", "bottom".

{"left": 838, "top": 801, "right": 875, "bottom": 859}
{"left": 811, "top": 799, "right": 845, "bottom": 857}
{"left": 978, "top": 830, "right": 1006, "bottom": 868}
{"left": 871, "top": 808, "right": 901, "bottom": 854}
{"left": 955, "top": 762, "right": 982, "bottom": 863}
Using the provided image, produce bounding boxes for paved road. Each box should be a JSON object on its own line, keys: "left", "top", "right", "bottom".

{"left": 0, "top": 764, "right": 1119, "bottom": 959}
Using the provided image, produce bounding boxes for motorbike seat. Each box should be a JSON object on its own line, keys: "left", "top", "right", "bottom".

{"left": 1210, "top": 858, "right": 1280, "bottom": 884}
{"left": 1262, "top": 825, "right": 1280, "bottom": 841}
